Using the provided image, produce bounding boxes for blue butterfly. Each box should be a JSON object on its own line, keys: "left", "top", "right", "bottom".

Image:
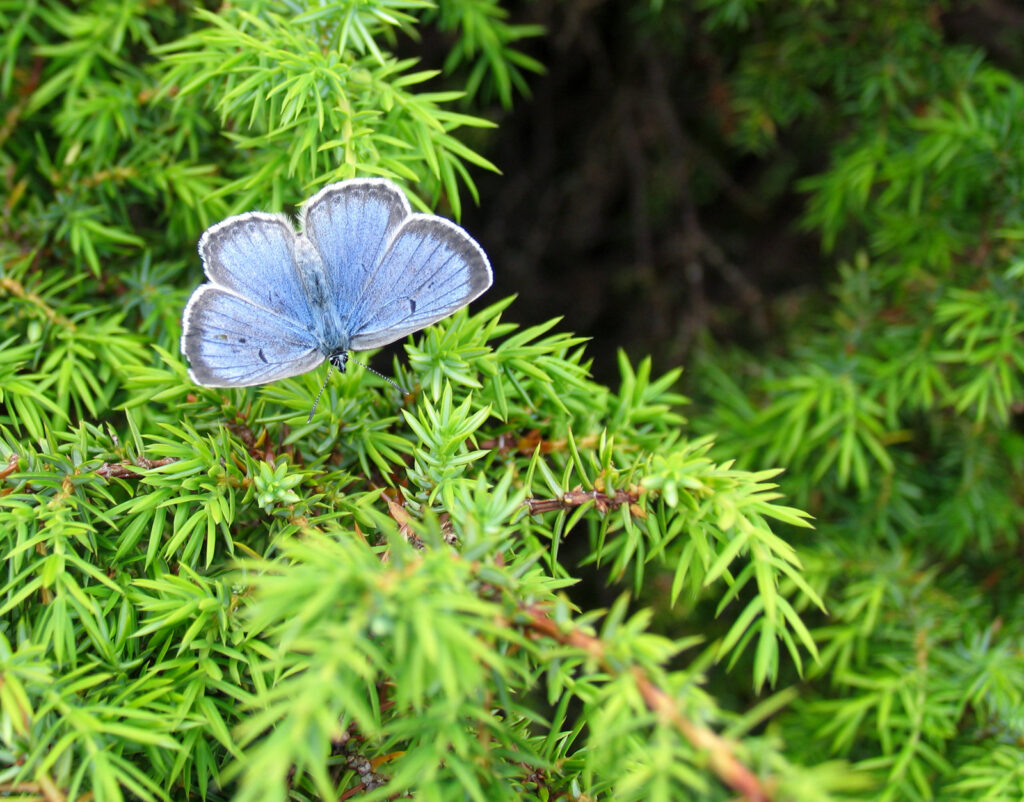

{"left": 180, "top": 178, "right": 492, "bottom": 403}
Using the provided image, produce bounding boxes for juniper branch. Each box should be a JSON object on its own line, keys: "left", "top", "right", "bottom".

{"left": 520, "top": 606, "right": 772, "bottom": 802}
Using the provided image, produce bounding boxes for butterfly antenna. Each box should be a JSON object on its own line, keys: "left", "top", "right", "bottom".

{"left": 348, "top": 356, "right": 408, "bottom": 396}
{"left": 307, "top": 356, "right": 408, "bottom": 422}
{"left": 307, "top": 365, "right": 335, "bottom": 423}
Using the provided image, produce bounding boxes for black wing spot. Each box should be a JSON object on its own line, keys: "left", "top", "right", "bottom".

{"left": 409, "top": 298, "right": 417, "bottom": 313}
{"left": 258, "top": 348, "right": 268, "bottom": 363}
{"left": 239, "top": 337, "right": 247, "bottom": 344}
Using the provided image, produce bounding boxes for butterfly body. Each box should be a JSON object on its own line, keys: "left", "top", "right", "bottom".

{"left": 181, "top": 179, "right": 492, "bottom": 388}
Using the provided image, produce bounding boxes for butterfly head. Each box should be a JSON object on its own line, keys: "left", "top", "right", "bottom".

{"left": 328, "top": 351, "right": 349, "bottom": 373}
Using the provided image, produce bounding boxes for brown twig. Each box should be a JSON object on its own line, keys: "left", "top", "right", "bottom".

{"left": 0, "top": 452, "right": 19, "bottom": 481}
{"left": 383, "top": 496, "right": 457, "bottom": 552}
{"left": 478, "top": 429, "right": 600, "bottom": 456}
{"left": 94, "top": 457, "right": 176, "bottom": 479}
{"left": 524, "top": 485, "right": 640, "bottom": 516}
{"left": 0, "top": 773, "right": 81, "bottom": 802}
{"left": 520, "top": 605, "right": 772, "bottom": 802}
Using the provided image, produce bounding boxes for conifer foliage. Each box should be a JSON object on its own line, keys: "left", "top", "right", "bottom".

{"left": 1, "top": 1, "right": 1022, "bottom": 801}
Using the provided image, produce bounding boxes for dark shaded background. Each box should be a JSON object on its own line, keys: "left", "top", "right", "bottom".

{"left": 423, "top": 0, "right": 1024, "bottom": 386}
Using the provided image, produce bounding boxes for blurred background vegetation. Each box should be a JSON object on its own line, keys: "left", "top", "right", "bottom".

{"left": 3, "top": 0, "right": 1024, "bottom": 799}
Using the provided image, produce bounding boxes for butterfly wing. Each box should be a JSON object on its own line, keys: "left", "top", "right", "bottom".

{"left": 347, "top": 214, "right": 492, "bottom": 350}
{"left": 182, "top": 212, "right": 326, "bottom": 386}
{"left": 197, "top": 212, "right": 322, "bottom": 331}
{"left": 181, "top": 286, "right": 324, "bottom": 387}
{"left": 301, "top": 179, "right": 491, "bottom": 350}
{"left": 301, "top": 179, "right": 411, "bottom": 345}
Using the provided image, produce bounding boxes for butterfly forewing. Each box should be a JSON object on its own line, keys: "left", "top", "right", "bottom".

{"left": 183, "top": 212, "right": 329, "bottom": 386}
{"left": 301, "top": 179, "right": 410, "bottom": 342}
{"left": 199, "top": 213, "right": 320, "bottom": 330}
{"left": 349, "top": 215, "right": 492, "bottom": 350}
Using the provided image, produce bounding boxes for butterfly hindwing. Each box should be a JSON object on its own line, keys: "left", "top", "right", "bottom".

{"left": 181, "top": 286, "right": 323, "bottom": 387}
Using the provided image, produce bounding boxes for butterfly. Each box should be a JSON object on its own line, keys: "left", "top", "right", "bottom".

{"left": 180, "top": 178, "right": 492, "bottom": 413}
